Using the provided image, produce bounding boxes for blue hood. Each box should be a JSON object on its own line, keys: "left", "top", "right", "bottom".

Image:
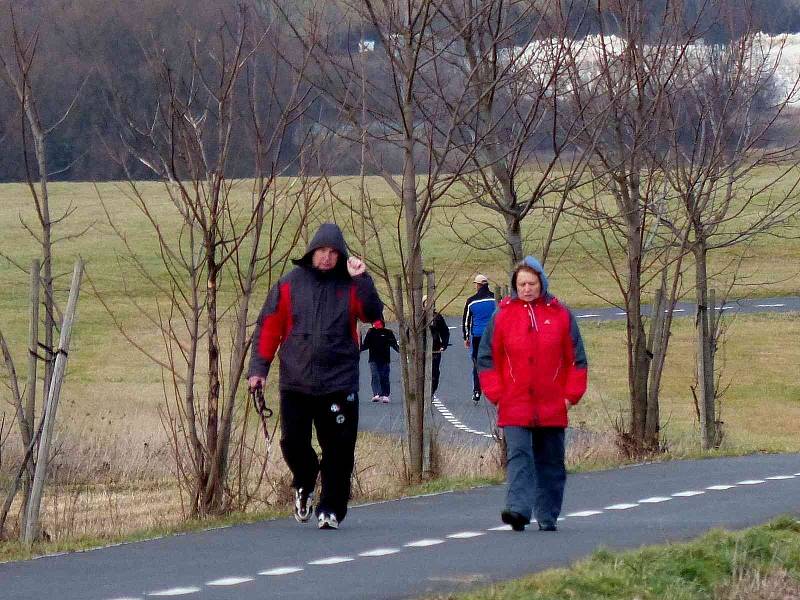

{"left": 510, "top": 256, "right": 549, "bottom": 299}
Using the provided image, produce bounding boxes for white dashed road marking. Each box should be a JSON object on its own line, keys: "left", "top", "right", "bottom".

{"left": 756, "top": 303, "right": 785, "bottom": 307}
{"left": 672, "top": 491, "right": 705, "bottom": 497}
{"left": 308, "top": 557, "right": 354, "bottom": 565}
{"left": 567, "top": 510, "right": 603, "bottom": 517}
{"left": 707, "top": 484, "right": 736, "bottom": 490}
{"left": 258, "top": 567, "right": 303, "bottom": 576}
{"left": 487, "top": 524, "right": 513, "bottom": 531}
{"left": 359, "top": 548, "right": 402, "bottom": 557}
{"left": 404, "top": 539, "right": 445, "bottom": 547}
{"left": 206, "top": 577, "right": 254, "bottom": 586}
{"left": 767, "top": 475, "right": 796, "bottom": 480}
{"left": 736, "top": 479, "right": 766, "bottom": 485}
{"left": 447, "top": 531, "right": 485, "bottom": 539}
{"left": 147, "top": 588, "right": 201, "bottom": 597}
{"left": 605, "top": 503, "right": 638, "bottom": 510}
{"left": 432, "top": 397, "right": 492, "bottom": 438}
{"left": 577, "top": 314, "right": 600, "bottom": 318}
{"left": 638, "top": 497, "right": 672, "bottom": 503}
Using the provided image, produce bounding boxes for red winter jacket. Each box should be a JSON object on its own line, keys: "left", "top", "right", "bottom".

{"left": 476, "top": 294, "right": 587, "bottom": 428}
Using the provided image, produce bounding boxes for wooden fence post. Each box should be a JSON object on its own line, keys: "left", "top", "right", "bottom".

{"left": 24, "top": 259, "right": 83, "bottom": 544}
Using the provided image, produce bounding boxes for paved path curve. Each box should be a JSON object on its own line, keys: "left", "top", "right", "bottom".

{"left": 2, "top": 453, "right": 798, "bottom": 599}
{"left": 359, "top": 296, "right": 800, "bottom": 443}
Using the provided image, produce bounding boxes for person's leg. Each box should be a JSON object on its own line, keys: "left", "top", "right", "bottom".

{"left": 503, "top": 426, "right": 535, "bottom": 523}
{"left": 431, "top": 352, "right": 442, "bottom": 395}
{"left": 379, "top": 362, "right": 391, "bottom": 397}
{"left": 471, "top": 336, "right": 481, "bottom": 395}
{"left": 531, "top": 427, "right": 566, "bottom": 529}
{"left": 369, "top": 361, "right": 381, "bottom": 398}
{"left": 314, "top": 391, "right": 359, "bottom": 523}
{"left": 279, "top": 390, "right": 319, "bottom": 493}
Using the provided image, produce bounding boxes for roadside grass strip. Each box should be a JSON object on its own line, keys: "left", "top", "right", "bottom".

{"left": 444, "top": 517, "right": 800, "bottom": 600}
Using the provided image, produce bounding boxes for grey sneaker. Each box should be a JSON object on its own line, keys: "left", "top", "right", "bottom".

{"left": 318, "top": 512, "right": 339, "bottom": 530}
{"left": 294, "top": 488, "right": 313, "bottom": 523}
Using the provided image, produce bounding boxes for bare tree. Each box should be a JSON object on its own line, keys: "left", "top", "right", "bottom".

{"left": 97, "top": 3, "right": 323, "bottom": 516}
{"left": 663, "top": 21, "right": 800, "bottom": 449}
{"left": 434, "top": 0, "right": 594, "bottom": 269}
{"left": 0, "top": 6, "right": 88, "bottom": 540}
{"left": 564, "top": 0, "right": 710, "bottom": 454}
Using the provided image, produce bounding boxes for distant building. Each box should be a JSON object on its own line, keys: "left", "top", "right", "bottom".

{"left": 359, "top": 39, "right": 375, "bottom": 53}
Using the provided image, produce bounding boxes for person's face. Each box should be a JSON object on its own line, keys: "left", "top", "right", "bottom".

{"left": 516, "top": 269, "right": 541, "bottom": 302}
{"left": 312, "top": 246, "right": 340, "bottom": 271}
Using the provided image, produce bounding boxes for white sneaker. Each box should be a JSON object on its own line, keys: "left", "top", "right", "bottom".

{"left": 432, "top": 392, "right": 439, "bottom": 401}
{"left": 380, "top": 395, "right": 390, "bottom": 403}
{"left": 371, "top": 395, "right": 381, "bottom": 402}
{"left": 318, "top": 512, "right": 339, "bottom": 529}
{"left": 293, "top": 488, "right": 313, "bottom": 523}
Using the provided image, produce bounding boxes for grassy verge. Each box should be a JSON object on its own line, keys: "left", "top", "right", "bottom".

{"left": 432, "top": 517, "right": 800, "bottom": 600}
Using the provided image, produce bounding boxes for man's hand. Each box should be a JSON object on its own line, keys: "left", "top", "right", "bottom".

{"left": 249, "top": 375, "right": 265, "bottom": 390}
{"left": 464, "top": 339, "right": 470, "bottom": 349}
{"left": 347, "top": 256, "right": 366, "bottom": 277}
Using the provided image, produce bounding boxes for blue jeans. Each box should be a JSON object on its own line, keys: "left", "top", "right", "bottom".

{"left": 369, "top": 361, "right": 390, "bottom": 396}
{"left": 503, "top": 426, "right": 566, "bottom": 525}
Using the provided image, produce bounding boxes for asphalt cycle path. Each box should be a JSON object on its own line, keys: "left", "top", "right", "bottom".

{"left": 358, "top": 296, "right": 800, "bottom": 444}
{"left": 2, "top": 453, "right": 798, "bottom": 600}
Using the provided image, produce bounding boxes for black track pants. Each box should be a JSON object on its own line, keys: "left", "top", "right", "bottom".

{"left": 279, "top": 390, "right": 359, "bottom": 522}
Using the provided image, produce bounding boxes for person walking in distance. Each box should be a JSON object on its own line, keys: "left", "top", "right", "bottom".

{"left": 462, "top": 274, "right": 496, "bottom": 402}
{"left": 477, "top": 257, "right": 588, "bottom": 532}
{"left": 423, "top": 295, "right": 450, "bottom": 400}
{"left": 247, "top": 223, "right": 383, "bottom": 530}
{"left": 361, "top": 319, "right": 399, "bottom": 403}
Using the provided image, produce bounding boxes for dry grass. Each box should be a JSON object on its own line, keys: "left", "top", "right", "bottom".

{"left": 718, "top": 568, "right": 800, "bottom": 600}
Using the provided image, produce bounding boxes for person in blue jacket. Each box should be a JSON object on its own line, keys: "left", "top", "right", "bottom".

{"left": 462, "top": 274, "right": 496, "bottom": 403}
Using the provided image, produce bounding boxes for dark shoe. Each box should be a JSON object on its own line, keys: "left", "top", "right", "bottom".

{"left": 538, "top": 521, "right": 557, "bottom": 532}
{"left": 501, "top": 509, "right": 528, "bottom": 532}
{"left": 472, "top": 391, "right": 481, "bottom": 404}
{"left": 317, "top": 512, "right": 339, "bottom": 530}
{"left": 293, "top": 488, "right": 313, "bottom": 523}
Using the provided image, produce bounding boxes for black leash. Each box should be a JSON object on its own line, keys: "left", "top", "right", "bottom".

{"left": 250, "top": 385, "right": 273, "bottom": 442}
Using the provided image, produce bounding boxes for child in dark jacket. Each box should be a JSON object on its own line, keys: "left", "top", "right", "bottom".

{"left": 361, "top": 320, "right": 399, "bottom": 403}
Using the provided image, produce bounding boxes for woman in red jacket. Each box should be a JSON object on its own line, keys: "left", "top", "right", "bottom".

{"left": 477, "top": 256, "right": 587, "bottom": 532}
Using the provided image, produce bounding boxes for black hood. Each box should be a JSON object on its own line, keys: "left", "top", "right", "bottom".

{"left": 293, "top": 223, "right": 349, "bottom": 275}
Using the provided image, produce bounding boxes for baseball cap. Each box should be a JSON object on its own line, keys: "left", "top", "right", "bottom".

{"left": 473, "top": 274, "right": 488, "bottom": 284}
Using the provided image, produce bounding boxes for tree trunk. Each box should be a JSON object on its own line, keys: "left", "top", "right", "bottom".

{"left": 504, "top": 213, "right": 523, "bottom": 271}
{"left": 694, "top": 242, "right": 716, "bottom": 449}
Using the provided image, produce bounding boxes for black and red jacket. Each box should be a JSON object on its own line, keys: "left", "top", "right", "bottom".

{"left": 247, "top": 223, "right": 383, "bottom": 394}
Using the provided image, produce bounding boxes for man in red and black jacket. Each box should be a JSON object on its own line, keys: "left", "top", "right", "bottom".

{"left": 247, "top": 223, "right": 383, "bottom": 530}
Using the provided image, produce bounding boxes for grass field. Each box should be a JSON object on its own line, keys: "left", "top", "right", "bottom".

{"left": 0, "top": 175, "right": 798, "bottom": 552}
{"left": 433, "top": 517, "right": 800, "bottom": 600}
